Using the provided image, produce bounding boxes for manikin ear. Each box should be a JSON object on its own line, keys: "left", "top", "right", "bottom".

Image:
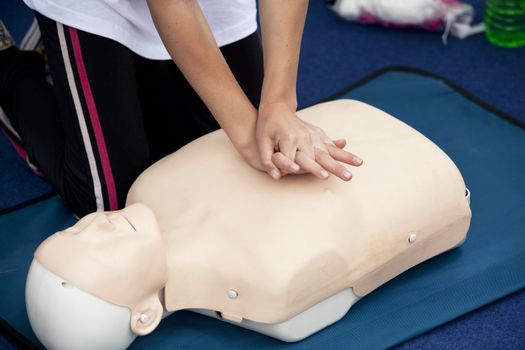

{"left": 130, "top": 296, "right": 164, "bottom": 336}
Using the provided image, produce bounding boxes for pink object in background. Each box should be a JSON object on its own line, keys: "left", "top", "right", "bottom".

{"left": 329, "top": 0, "right": 484, "bottom": 44}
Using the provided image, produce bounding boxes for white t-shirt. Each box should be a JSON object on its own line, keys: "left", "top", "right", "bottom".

{"left": 23, "top": 0, "right": 257, "bottom": 59}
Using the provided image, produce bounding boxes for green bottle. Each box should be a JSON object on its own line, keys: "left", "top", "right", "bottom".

{"left": 484, "top": 0, "right": 525, "bottom": 47}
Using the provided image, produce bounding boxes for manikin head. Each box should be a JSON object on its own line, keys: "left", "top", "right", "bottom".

{"left": 25, "top": 203, "right": 168, "bottom": 350}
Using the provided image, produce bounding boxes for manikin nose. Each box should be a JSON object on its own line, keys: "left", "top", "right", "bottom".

{"left": 106, "top": 213, "right": 136, "bottom": 231}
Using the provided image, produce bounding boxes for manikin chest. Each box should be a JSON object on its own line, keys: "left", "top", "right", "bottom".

{"left": 126, "top": 100, "right": 471, "bottom": 337}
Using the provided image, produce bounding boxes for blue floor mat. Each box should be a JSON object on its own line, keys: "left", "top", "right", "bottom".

{"left": 1, "top": 70, "right": 524, "bottom": 349}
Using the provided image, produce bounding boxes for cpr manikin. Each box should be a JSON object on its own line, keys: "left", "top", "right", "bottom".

{"left": 26, "top": 100, "right": 471, "bottom": 350}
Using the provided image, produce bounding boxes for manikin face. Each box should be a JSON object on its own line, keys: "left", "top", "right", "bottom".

{"left": 26, "top": 204, "right": 168, "bottom": 350}
{"left": 67, "top": 208, "right": 140, "bottom": 234}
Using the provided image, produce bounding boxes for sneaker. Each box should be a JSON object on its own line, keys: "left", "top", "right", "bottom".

{"left": 0, "top": 20, "right": 15, "bottom": 51}
{"left": 0, "top": 19, "right": 46, "bottom": 177}
{"left": 20, "top": 18, "right": 43, "bottom": 51}
{"left": 0, "top": 105, "right": 44, "bottom": 177}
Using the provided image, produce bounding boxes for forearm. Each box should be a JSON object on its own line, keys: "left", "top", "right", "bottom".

{"left": 147, "top": 0, "right": 257, "bottom": 150}
{"left": 256, "top": 1, "right": 361, "bottom": 181}
{"left": 259, "top": 0, "right": 308, "bottom": 110}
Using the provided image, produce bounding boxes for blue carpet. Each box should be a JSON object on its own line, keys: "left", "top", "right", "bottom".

{"left": 0, "top": 0, "right": 34, "bottom": 44}
{"left": 395, "top": 288, "right": 525, "bottom": 349}
{"left": 298, "top": 0, "right": 525, "bottom": 123}
{"left": 1, "top": 70, "right": 524, "bottom": 349}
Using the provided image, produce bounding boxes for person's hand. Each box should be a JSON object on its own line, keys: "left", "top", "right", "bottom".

{"left": 256, "top": 102, "right": 363, "bottom": 181}
{"left": 236, "top": 138, "right": 267, "bottom": 173}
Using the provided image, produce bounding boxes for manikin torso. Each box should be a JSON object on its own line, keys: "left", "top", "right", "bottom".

{"left": 26, "top": 100, "right": 471, "bottom": 350}
{"left": 126, "top": 99, "right": 470, "bottom": 323}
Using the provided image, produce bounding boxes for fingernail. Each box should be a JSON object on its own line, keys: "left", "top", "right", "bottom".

{"left": 354, "top": 156, "right": 363, "bottom": 165}
{"left": 343, "top": 170, "right": 352, "bottom": 180}
{"left": 291, "top": 163, "right": 300, "bottom": 172}
{"left": 320, "top": 170, "right": 329, "bottom": 179}
{"left": 270, "top": 169, "right": 280, "bottom": 179}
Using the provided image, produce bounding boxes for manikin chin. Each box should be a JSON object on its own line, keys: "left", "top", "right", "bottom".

{"left": 25, "top": 100, "right": 471, "bottom": 350}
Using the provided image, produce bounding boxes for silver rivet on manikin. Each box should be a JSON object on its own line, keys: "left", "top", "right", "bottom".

{"left": 227, "top": 289, "right": 238, "bottom": 299}
{"left": 408, "top": 233, "right": 417, "bottom": 244}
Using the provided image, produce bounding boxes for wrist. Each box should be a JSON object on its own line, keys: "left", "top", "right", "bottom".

{"left": 260, "top": 98, "right": 297, "bottom": 110}
{"left": 260, "top": 79, "right": 297, "bottom": 112}
{"left": 222, "top": 105, "right": 257, "bottom": 153}
{"left": 259, "top": 98, "right": 297, "bottom": 117}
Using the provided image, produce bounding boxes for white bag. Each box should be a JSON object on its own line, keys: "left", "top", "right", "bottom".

{"left": 328, "top": 0, "right": 485, "bottom": 44}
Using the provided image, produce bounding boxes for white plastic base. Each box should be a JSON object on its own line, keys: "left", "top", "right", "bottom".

{"left": 27, "top": 259, "right": 359, "bottom": 348}
{"left": 189, "top": 288, "right": 360, "bottom": 342}
{"left": 26, "top": 260, "right": 136, "bottom": 350}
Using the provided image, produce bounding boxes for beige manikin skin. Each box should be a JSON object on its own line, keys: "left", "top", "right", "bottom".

{"left": 34, "top": 204, "right": 168, "bottom": 335}
{"left": 35, "top": 99, "right": 471, "bottom": 329}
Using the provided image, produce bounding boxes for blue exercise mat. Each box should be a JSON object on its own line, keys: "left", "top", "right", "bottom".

{"left": 1, "top": 70, "right": 524, "bottom": 349}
